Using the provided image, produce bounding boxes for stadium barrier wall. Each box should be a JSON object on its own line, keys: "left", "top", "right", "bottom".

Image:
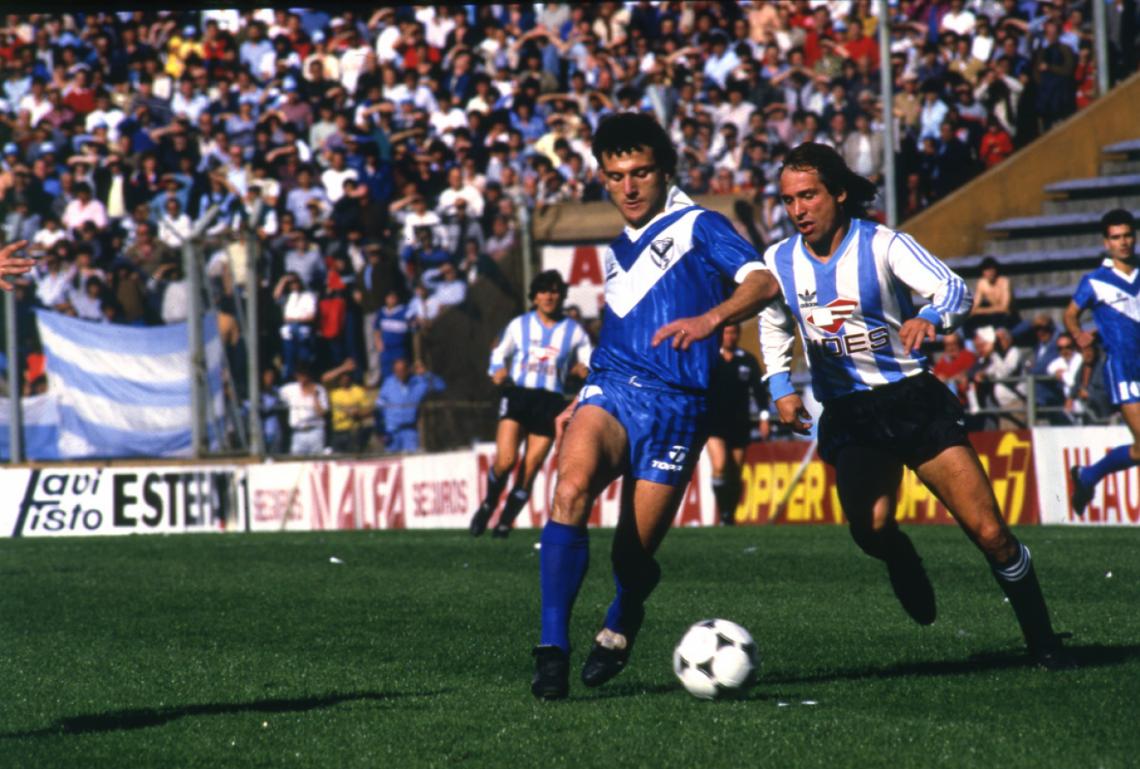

{"left": 3, "top": 428, "right": 1137, "bottom": 537}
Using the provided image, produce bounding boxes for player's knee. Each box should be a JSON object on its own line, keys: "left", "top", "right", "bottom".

{"left": 975, "top": 521, "right": 1015, "bottom": 559}
{"left": 551, "top": 476, "right": 590, "bottom": 525}
{"left": 494, "top": 451, "right": 518, "bottom": 475}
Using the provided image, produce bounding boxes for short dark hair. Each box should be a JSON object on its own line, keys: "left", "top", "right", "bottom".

{"left": 590, "top": 112, "right": 677, "bottom": 179}
{"left": 1101, "top": 208, "right": 1135, "bottom": 237}
{"left": 528, "top": 269, "right": 567, "bottom": 301}
{"left": 980, "top": 256, "right": 1000, "bottom": 272}
{"left": 779, "top": 142, "right": 878, "bottom": 218}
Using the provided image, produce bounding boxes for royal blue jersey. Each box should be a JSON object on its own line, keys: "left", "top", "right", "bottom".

{"left": 589, "top": 187, "right": 767, "bottom": 391}
{"left": 759, "top": 219, "right": 971, "bottom": 403}
{"left": 1072, "top": 259, "right": 1140, "bottom": 361}
{"left": 374, "top": 303, "right": 412, "bottom": 355}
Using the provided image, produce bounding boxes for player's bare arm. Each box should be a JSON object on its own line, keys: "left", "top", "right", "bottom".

{"left": 652, "top": 269, "right": 780, "bottom": 351}
{"left": 1062, "top": 300, "right": 1094, "bottom": 349}
{"left": 0, "top": 240, "right": 35, "bottom": 290}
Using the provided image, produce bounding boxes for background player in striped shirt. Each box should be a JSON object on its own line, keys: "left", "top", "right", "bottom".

{"left": 759, "top": 143, "right": 1070, "bottom": 669}
{"left": 530, "top": 113, "right": 781, "bottom": 700}
{"left": 1064, "top": 209, "right": 1140, "bottom": 515}
{"left": 469, "top": 270, "right": 592, "bottom": 539}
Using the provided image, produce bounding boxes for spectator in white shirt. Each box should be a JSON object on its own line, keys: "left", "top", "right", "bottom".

{"left": 158, "top": 196, "right": 192, "bottom": 248}
{"left": 437, "top": 166, "right": 484, "bottom": 218}
{"left": 61, "top": 182, "right": 107, "bottom": 236}
{"left": 320, "top": 149, "right": 359, "bottom": 204}
{"left": 278, "top": 362, "right": 329, "bottom": 455}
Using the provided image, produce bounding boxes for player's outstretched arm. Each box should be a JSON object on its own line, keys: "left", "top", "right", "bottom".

{"left": 652, "top": 269, "right": 779, "bottom": 351}
{"left": 0, "top": 240, "right": 35, "bottom": 291}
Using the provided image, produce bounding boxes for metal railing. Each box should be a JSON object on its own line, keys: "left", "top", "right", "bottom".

{"left": 963, "top": 371, "right": 1117, "bottom": 428}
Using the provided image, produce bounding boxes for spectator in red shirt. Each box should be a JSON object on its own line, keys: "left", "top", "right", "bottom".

{"left": 933, "top": 331, "right": 977, "bottom": 404}
{"left": 979, "top": 115, "right": 1014, "bottom": 168}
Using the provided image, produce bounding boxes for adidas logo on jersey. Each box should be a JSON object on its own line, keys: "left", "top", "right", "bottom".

{"left": 798, "top": 289, "right": 818, "bottom": 309}
{"left": 804, "top": 298, "right": 858, "bottom": 333}
{"left": 649, "top": 237, "right": 674, "bottom": 269}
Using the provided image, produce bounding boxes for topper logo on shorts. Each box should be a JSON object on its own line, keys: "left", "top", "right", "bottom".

{"left": 652, "top": 444, "right": 689, "bottom": 472}
{"left": 804, "top": 298, "right": 859, "bottom": 333}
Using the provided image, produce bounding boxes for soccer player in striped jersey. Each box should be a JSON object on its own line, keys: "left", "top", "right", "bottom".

{"left": 469, "top": 270, "right": 592, "bottom": 539}
{"left": 530, "top": 113, "right": 781, "bottom": 700}
{"left": 1064, "top": 209, "right": 1140, "bottom": 515}
{"left": 759, "top": 143, "right": 1070, "bottom": 669}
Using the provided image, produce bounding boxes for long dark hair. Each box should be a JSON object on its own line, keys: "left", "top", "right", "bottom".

{"left": 779, "top": 142, "right": 878, "bottom": 219}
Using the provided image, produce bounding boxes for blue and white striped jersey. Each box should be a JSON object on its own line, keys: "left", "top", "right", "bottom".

{"left": 759, "top": 218, "right": 971, "bottom": 403}
{"left": 489, "top": 311, "right": 593, "bottom": 394}
{"left": 1072, "top": 259, "right": 1140, "bottom": 363}
{"left": 590, "top": 187, "right": 768, "bottom": 391}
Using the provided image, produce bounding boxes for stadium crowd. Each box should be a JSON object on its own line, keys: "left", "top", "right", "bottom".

{"left": 0, "top": 3, "right": 1136, "bottom": 454}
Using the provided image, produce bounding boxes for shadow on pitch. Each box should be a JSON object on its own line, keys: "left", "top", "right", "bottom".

{"left": 0, "top": 689, "right": 445, "bottom": 738}
{"left": 764, "top": 643, "right": 1140, "bottom": 686}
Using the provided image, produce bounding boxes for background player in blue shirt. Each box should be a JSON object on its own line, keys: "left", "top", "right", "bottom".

{"left": 761, "top": 143, "right": 1069, "bottom": 669}
{"left": 530, "top": 113, "right": 780, "bottom": 700}
{"left": 469, "top": 270, "right": 591, "bottom": 539}
{"left": 1064, "top": 209, "right": 1140, "bottom": 514}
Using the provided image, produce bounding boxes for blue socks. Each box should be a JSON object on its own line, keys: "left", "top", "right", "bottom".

{"left": 539, "top": 521, "right": 590, "bottom": 651}
{"left": 1079, "top": 445, "right": 1139, "bottom": 489}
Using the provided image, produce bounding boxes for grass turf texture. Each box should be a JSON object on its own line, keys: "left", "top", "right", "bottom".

{"left": 1, "top": 527, "right": 1137, "bottom": 768}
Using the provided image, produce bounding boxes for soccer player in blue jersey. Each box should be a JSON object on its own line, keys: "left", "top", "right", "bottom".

{"left": 759, "top": 143, "right": 1069, "bottom": 669}
{"left": 529, "top": 113, "right": 781, "bottom": 699}
{"left": 469, "top": 270, "right": 592, "bottom": 539}
{"left": 1064, "top": 209, "right": 1140, "bottom": 515}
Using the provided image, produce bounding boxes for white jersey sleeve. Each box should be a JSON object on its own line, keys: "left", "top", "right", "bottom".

{"left": 758, "top": 288, "right": 799, "bottom": 402}
{"left": 887, "top": 232, "right": 972, "bottom": 332}
{"left": 488, "top": 317, "right": 520, "bottom": 377}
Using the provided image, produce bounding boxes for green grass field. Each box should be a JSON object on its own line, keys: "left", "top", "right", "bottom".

{"left": 1, "top": 526, "right": 1137, "bottom": 769}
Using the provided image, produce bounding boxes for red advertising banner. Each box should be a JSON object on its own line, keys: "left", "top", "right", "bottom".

{"left": 735, "top": 430, "right": 1039, "bottom": 526}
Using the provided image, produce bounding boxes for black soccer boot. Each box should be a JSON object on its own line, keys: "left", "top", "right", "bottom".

{"left": 581, "top": 638, "right": 631, "bottom": 688}
{"left": 1069, "top": 467, "right": 1092, "bottom": 516}
{"left": 884, "top": 530, "right": 937, "bottom": 626}
{"left": 531, "top": 645, "right": 570, "bottom": 700}
{"left": 469, "top": 503, "right": 493, "bottom": 537}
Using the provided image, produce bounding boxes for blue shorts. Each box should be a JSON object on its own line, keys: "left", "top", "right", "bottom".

{"left": 1105, "top": 356, "right": 1140, "bottom": 405}
{"left": 577, "top": 373, "right": 708, "bottom": 486}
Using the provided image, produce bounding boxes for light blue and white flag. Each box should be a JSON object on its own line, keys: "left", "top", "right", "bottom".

{"left": 0, "top": 393, "right": 61, "bottom": 460}
{"left": 36, "top": 310, "right": 225, "bottom": 458}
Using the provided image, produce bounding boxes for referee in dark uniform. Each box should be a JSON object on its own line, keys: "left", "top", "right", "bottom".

{"left": 707, "top": 322, "right": 770, "bottom": 525}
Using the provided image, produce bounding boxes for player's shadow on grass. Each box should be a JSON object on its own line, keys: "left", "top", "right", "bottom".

{"left": 764, "top": 642, "right": 1140, "bottom": 685}
{"left": 0, "top": 690, "right": 444, "bottom": 738}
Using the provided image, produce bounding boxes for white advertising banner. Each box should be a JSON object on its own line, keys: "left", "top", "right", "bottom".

{"left": 540, "top": 244, "right": 607, "bottom": 319}
{"left": 1032, "top": 426, "right": 1140, "bottom": 525}
{"left": 2, "top": 465, "right": 247, "bottom": 537}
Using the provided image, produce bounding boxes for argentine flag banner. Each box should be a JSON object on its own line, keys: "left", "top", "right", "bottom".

{"left": 36, "top": 310, "right": 225, "bottom": 458}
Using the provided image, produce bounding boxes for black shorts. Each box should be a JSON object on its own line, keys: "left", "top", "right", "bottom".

{"left": 498, "top": 387, "right": 569, "bottom": 438}
{"left": 708, "top": 413, "right": 752, "bottom": 448}
{"left": 818, "top": 372, "right": 970, "bottom": 469}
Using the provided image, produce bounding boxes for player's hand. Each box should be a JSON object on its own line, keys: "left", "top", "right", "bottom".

{"left": 553, "top": 397, "right": 577, "bottom": 450}
{"left": 776, "top": 394, "right": 813, "bottom": 435}
{"left": 0, "top": 240, "right": 35, "bottom": 290}
{"left": 758, "top": 419, "right": 770, "bottom": 441}
{"left": 1075, "top": 331, "right": 1095, "bottom": 350}
{"left": 898, "top": 318, "right": 936, "bottom": 353}
{"left": 652, "top": 313, "right": 716, "bottom": 351}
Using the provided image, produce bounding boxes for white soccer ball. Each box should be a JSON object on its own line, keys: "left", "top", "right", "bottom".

{"left": 673, "top": 618, "right": 759, "bottom": 699}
